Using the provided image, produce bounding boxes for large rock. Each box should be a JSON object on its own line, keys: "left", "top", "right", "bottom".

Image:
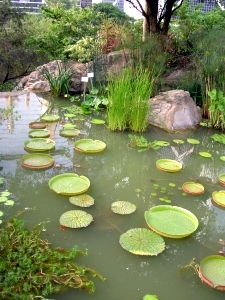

{"left": 19, "top": 60, "right": 88, "bottom": 93}
{"left": 148, "top": 90, "right": 202, "bottom": 131}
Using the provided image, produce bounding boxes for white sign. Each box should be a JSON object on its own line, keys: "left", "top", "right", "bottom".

{"left": 88, "top": 72, "right": 94, "bottom": 78}
{"left": 81, "top": 77, "right": 88, "bottom": 82}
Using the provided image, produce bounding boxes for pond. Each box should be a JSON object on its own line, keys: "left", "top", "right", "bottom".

{"left": 0, "top": 91, "right": 225, "bottom": 300}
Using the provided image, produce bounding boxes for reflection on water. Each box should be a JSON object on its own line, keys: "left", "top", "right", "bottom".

{"left": 0, "top": 92, "right": 225, "bottom": 300}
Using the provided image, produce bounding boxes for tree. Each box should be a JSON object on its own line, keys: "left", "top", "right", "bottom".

{"left": 125, "top": 0, "right": 184, "bottom": 37}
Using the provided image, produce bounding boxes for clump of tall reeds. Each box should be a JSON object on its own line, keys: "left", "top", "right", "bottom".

{"left": 107, "top": 64, "right": 156, "bottom": 132}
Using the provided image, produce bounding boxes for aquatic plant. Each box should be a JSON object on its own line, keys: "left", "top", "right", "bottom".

{"left": 0, "top": 214, "right": 105, "bottom": 299}
{"left": 127, "top": 135, "right": 160, "bottom": 151}
{"left": 107, "top": 64, "right": 156, "bottom": 132}
{"left": 207, "top": 89, "right": 225, "bottom": 129}
{"left": 211, "top": 133, "right": 225, "bottom": 145}
{"left": 41, "top": 61, "right": 74, "bottom": 97}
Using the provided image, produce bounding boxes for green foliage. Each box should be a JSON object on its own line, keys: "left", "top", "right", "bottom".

{"left": 41, "top": 61, "right": 74, "bottom": 97}
{"left": 128, "top": 134, "right": 160, "bottom": 151}
{"left": 207, "top": 89, "right": 225, "bottom": 129}
{"left": 0, "top": 213, "right": 105, "bottom": 299}
{"left": 81, "top": 88, "right": 109, "bottom": 112}
{"left": 107, "top": 64, "right": 157, "bottom": 132}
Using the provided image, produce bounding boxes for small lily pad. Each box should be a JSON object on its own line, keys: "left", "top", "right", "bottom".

{"left": 111, "top": 201, "right": 137, "bottom": 214}
{"left": 151, "top": 193, "right": 157, "bottom": 197}
{"left": 90, "top": 119, "right": 105, "bottom": 124}
{"left": 69, "top": 194, "right": 94, "bottom": 207}
{"left": 199, "top": 152, "right": 212, "bottom": 158}
{"left": 0, "top": 211, "right": 3, "bottom": 216}
{"left": 1, "top": 191, "right": 11, "bottom": 197}
{"left": 4, "top": 200, "right": 14, "bottom": 206}
{"left": 173, "top": 139, "right": 184, "bottom": 144}
{"left": 64, "top": 113, "right": 76, "bottom": 118}
{"left": 143, "top": 295, "right": 158, "bottom": 300}
{"left": 0, "top": 220, "right": 2, "bottom": 224}
{"left": 155, "top": 141, "right": 170, "bottom": 146}
{"left": 169, "top": 183, "right": 176, "bottom": 187}
{"left": 0, "top": 197, "right": 7, "bottom": 202}
{"left": 59, "top": 210, "right": 93, "bottom": 228}
{"left": 119, "top": 228, "right": 165, "bottom": 256}
{"left": 220, "top": 156, "right": 225, "bottom": 161}
{"left": 187, "top": 138, "right": 200, "bottom": 145}
{"left": 135, "top": 189, "right": 141, "bottom": 193}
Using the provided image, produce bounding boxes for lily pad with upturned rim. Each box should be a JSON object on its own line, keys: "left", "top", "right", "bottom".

{"left": 218, "top": 174, "right": 225, "bottom": 185}
{"left": 40, "top": 114, "right": 60, "bottom": 122}
{"left": 28, "top": 129, "right": 50, "bottom": 138}
{"left": 182, "top": 182, "right": 204, "bottom": 195}
{"left": 69, "top": 194, "right": 94, "bottom": 207}
{"left": 59, "top": 128, "right": 80, "bottom": 137}
{"left": 59, "top": 210, "right": 93, "bottom": 228}
{"left": 119, "top": 228, "right": 165, "bottom": 256}
{"left": 74, "top": 139, "right": 106, "bottom": 153}
{"left": 21, "top": 153, "right": 54, "bottom": 169}
{"left": 212, "top": 191, "right": 225, "bottom": 207}
{"left": 111, "top": 201, "right": 137, "bottom": 215}
{"left": 48, "top": 173, "right": 90, "bottom": 196}
{"left": 29, "top": 121, "right": 47, "bottom": 129}
{"left": 199, "top": 255, "right": 225, "bottom": 290}
{"left": 24, "top": 139, "right": 55, "bottom": 152}
{"left": 144, "top": 205, "right": 199, "bottom": 238}
{"left": 156, "top": 159, "right": 182, "bottom": 172}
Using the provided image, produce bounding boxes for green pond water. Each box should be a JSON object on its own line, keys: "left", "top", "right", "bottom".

{"left": 0, "top": 92, "right": 225, "bottom": 300}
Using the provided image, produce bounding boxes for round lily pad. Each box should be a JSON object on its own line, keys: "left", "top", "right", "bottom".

{"left": 199, "top": 152, "right": 212, "bottom": 158}
{"left": 90, "top": 119, "right": 105, "bottom": 124}
{"left": 144, "top": 205, "right": 199, "bottom": 238}
{"left": 64, "top": 113, "right": 76, "bottom": 118}
{"left": 119, "top": 228, "right": 165, "bottom": 256}
{"left": 182, "top": 182, "right": 204, "bottom": 195}
{"left": 199, "top": 255, "right": 225, "bottom": 290}
{"left": 40, "top": 114, "right": 60, "bottom": 122}
{"left": 4, "top": 200, "right": 14, "bottom": 206}
{"left": 212, "top": 191, "right": 225, "bottom": 207}
{"left": 59, "top": 128, "right": 80, "bottom": 137}
{"left": 155, "top": 141, "right": 170, "bottom": 146}
{"left": 0, "top": 211, "right": 3, "bottom": 217}
{"left": 29, "top": 121, "right": 47, "bottom": 129}
{"left": 24, "top": 138, "right": 55, "bottom": 152}
{"left": 218, "top": 174, "right": 225, "bottom": 185}
{"left": 187, "top": 138, "right": 200, "bottom": 145}
{"left": 59, "top": 210, "right": 93, "bottom": 228}
{"left": 111, "top": 201, "right": 137, "bottom": 215}
{"left": 28, "top": 129, "right": 50, "bottom": 138}
{"left": 156, "top": 159, "right": 182, "bottom": 172}
{"left": 220, "top": 156, "right": 225, "bottom": 162}
{"left": 69, "top": 194, "right": 94, "bottom": 207}
{"left": 21, "top": 153, "right": 54, "bottom": 169}
{"left": 173, "top": 139, "right": 184, "bottom": 144}
{"left": 74, "top": 139, "right": 106, "bottom": 153}
{"left": 48, "top": 173, "right": 90, "bottom": 196}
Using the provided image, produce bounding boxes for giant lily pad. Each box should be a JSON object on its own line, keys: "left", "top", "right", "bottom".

{"left": 59, "top": 128, "right": 80, "bottom": 137}
{"left": 21, "top": 153, "right": 54, "bottom": 169}
{"left": 218, "top": 174, "right": 225, "bottom": 185}
{"left": 212, "top": 191, "right": 225, "bottom": 207}
{"left": 40, "top": 114, "right": 60, "bottom": 122}
{"left": 111, "top": 201, "right": 137, "bottom": 215}
{"left": 144, "top": 205, "right": 199, "bottom": 238}
{"left": 48, "top": 173, "right": 90, "bottom": 196}
{"left": 182, "top": 182, "right": 204, "bottom": 195}
{"left": 74, "top": 139, "right": 106, "bottom": 153}
{"left": 28, "top": 129, "right": 50, "bottom": 138}
{"left": 29, "top": 121, "right": 47, "bottom": 129}
{"left": 119, "top": 228, "right": 165, "bottom": 256}
{"left": 24, "top": 138, "right": 55, "bottom": 152}
{"left": 59, "top": 210, "right": 93, "bottom": 228}
{"left": 156, "top": 159, "right": 182, "bottom": 172}
{"left": 69, "top": 194, "right": 94, "bottom": 207}
{"left": 198, "top": 255, "right": 225, "bottom": 290}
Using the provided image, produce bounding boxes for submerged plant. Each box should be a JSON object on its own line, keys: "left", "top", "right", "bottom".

{"left": 0, "top": 213, "right": 104, "bottom": 299}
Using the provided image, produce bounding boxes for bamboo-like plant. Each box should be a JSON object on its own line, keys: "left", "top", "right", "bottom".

{"left": 107, "top": 64, "right": 156, "bottom": 132}
{"left": 41, "top": 61, "right": 74, "bottom": 97}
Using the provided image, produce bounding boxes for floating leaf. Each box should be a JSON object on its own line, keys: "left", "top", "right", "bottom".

{"left": 159, "top": 198, "right": 165, "bottom": 201}
{"left": 173, "top": 139, "right": 184, "bottom": 144}
{"left": 212, "top": 191, "right": 225, "bottom": 207}
{"left": 151, "top": 193, "right": 157, "bottom": 197}
{"left": 119, "top": 228, "right": 165, "bottom": 256}
{"left": 69, "top": 194, "right": 94, "bottom": 207}
{"left": 143, "top": 295, "right": 158, "bottom": 300}
{"left": 199, "top": 152, "right": 212, "bottom": 158}
{"left": 74, "top": 139, "right": 106, "bottom": 153}
{"left": 169, "top": 183, "right": 176, "bottom": 187}
{"left": 28, "top": 129, "right": 50, "bottom": 138}
{"left": 182, "top": 193, "right": 187, "bottom": 196}
{"left": 153, "top": 184, "right": 159, "bottom": 188}
{"left": 29, "top": 121, "right": 47, "bottom": 129}
{"left": 111, "top": 201, "right": 137, "bottom": 215}
{"left": 220, "top": 156, "right": 225, "bottom": 161}
{"left": 199, "top": 255, "right": 225, "bottom": 290}
{"left": 64, "top": 113, "right": 76, "bottom": 118}
{"left": 135, "top": 189, "right": 141, "bottom": 193}
{"left": 211, "top": 134, "right": 225, "bottom": 145}
{"left": 21, "top": 153, "right": 54, "bottom": 170}
{"left": 182, "top": 182, "right": 204, "bottom": 195}
{"left": 4, "top": 200, "right": 14, "bottom": 206}
{"left": 90, "top": 119, "right": 105, "bottom": 124}
{"left": 24, "top": 139, "right": 55, "bottom": 152}
{"left": 0, "top": 197, "right": 7, "bottom": 202}
{"left": 156, "top": 159, "right": 182, "bottom": 172}
{"left": 161, "top": 187, "right": 167, "bottom": 191}
{"left": 40, "top": 114, "right": 60, "bottom": 122}
{"left": 144, "top": 205, "right": 199, "bottom": 238}
{"left": 218, "top": 174, "right": 225, "bottom": 185}
{"left": 164, "top": 199, "right": 171, "bottom": 203}
{"left": 0, "top": 220, "right": 2, "bottom": 224}
{"left": 63, "top": 123, "right": 76, "bottom": 129}
{"left": 0, "top": 211, "right": 3, "bottom": 216}
{"left": 59, "top": 210, "right": 93, "bottom": 228}
{"left": 48, "top": 173, "right": 90, "bottom": 196}
{"left": 155, "top": 141, "right": 170, "bottom": 146}
{"left": 1, "top": 191, "right": 10, "bottom": 197}
{"left": 59, "top": 128, "right": 80, "bottom": 137}
{"left": 187, "top": 138, "right": 200, "bottom": 145}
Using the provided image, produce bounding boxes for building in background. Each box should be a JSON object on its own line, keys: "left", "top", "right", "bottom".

{"left": 102, "top": 0, "right": 124, "bottom": 11}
